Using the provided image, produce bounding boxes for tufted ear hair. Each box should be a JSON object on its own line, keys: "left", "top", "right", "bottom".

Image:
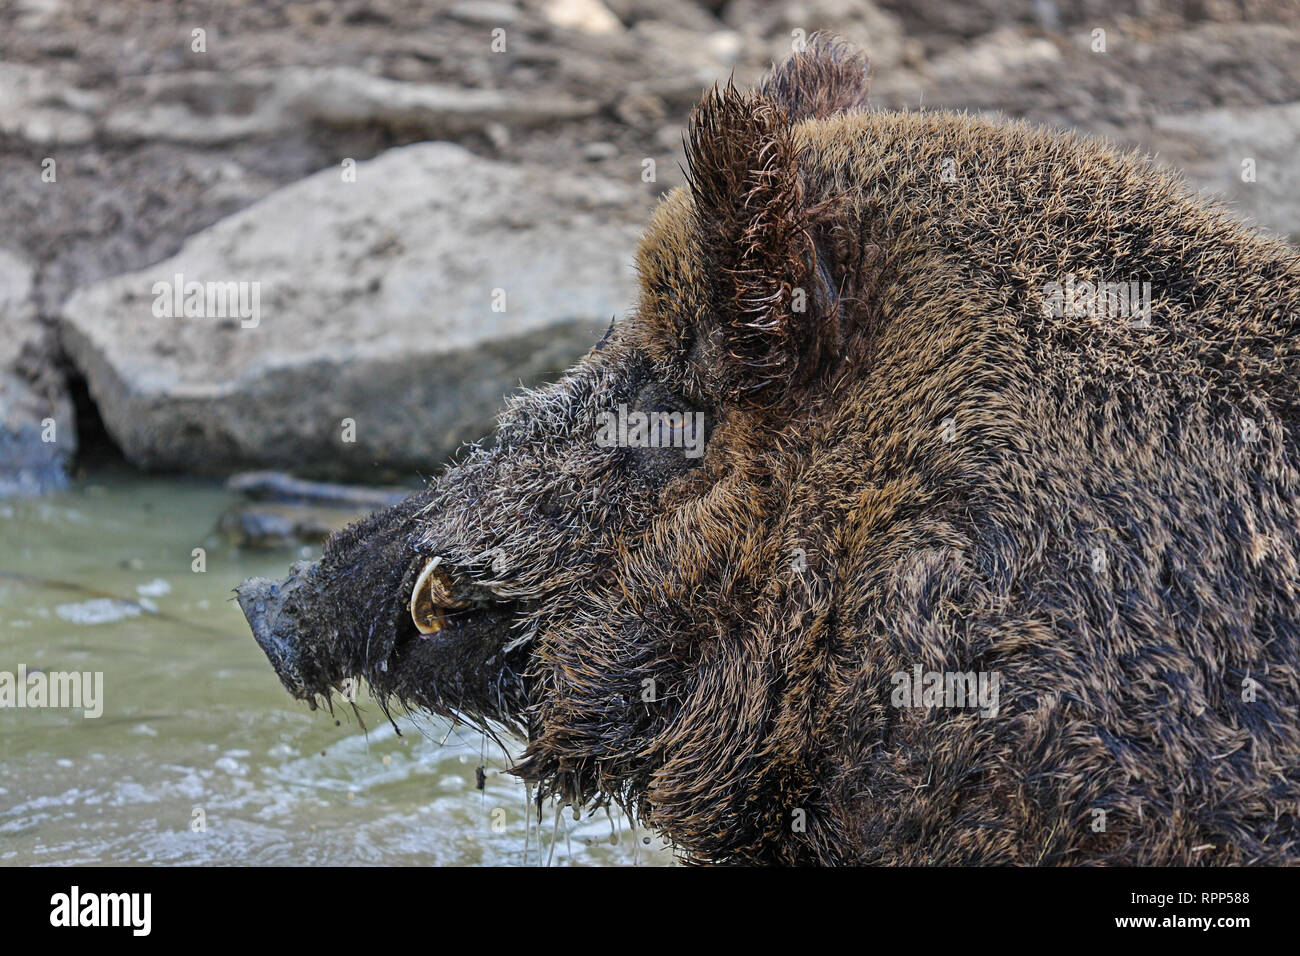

{"left": 683, "top": 85, "right": 841, "bottom": 402}
{"left": 683, "top": 36, "right": 868, "bottom": 405}
{"left": 759, "top": 32, "right": 871, "bottom": 123}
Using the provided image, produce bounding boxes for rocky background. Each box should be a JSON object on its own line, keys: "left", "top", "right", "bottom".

{"left": 2, "top": 0, "right": 1299, "bottom": 494}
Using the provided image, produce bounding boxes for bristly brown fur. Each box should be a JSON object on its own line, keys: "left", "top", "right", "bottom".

{"left": 251, "top": 36, "right": 1300, "bottom": 866}
{"left": 684, "top": 82, "right": 818, "bottom": 404}
{"left": 758, "top": 32, "right": 871, "bottom": 123}
{"left": 683, "top": 39, "right": 858, "bottom": 407}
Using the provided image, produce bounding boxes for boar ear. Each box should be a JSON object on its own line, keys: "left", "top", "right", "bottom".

{"left": 758, "top": 33, "right": 871, "bottom": 123}
{"left": 684, "top": 79, "right": 841, "bottom": 405}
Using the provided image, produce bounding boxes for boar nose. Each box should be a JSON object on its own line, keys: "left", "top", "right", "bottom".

{"left": 237, "top": 560, "right": 319, "bottom": 700}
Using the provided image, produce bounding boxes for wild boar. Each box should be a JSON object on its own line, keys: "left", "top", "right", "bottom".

{"left": 238, "top": 36, "right": 1300, "bottom": 865}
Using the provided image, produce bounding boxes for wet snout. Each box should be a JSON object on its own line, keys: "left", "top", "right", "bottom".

{"left": 237, "top": 559, "right": 319, "bottom": 700}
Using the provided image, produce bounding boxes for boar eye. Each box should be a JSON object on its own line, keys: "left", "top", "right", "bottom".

{"left": 610, "top": 379, "right": 709, "bottom": 485}
{"left": 650, "top": 413, "right": 683, "bottom": 444}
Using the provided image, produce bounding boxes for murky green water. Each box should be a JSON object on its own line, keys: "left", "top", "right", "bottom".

{"left": 0, "top": 470, "right": 670, "bottom": 866}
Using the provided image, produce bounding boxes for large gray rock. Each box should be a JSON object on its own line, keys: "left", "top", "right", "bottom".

{"left": 0, "top": 62, "right": 100, "bottom": 147}
{"left": 0, "top": 63, "right": 601, "bottom": 149}
{"left": 103, "top": 67, "right": 601, "bottom": 146}
{"left": 0, "top": 248, "right": 75, "bottom": 496}
{"left": 58, "top": 142, "right": 643, "bottom": 480}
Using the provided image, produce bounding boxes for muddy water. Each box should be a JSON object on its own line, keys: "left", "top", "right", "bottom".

{"left": 0, "top": 470, "right": 670, "bottom": 866}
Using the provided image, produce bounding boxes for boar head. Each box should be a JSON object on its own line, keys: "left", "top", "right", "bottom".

{"left": 240, "top": 37, "right": 872, "bottom": 864}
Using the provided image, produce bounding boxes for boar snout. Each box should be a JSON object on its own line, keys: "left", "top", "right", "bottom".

{"left": 238, "top": 560, "right": 320, "bottom": 702}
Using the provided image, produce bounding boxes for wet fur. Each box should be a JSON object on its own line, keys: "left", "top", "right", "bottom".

{"left": 274, "top": 36, "right": 1300, "bottom": 865}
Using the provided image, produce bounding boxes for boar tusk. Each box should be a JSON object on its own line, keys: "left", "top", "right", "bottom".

{"left": 410, "top": 556, "right": 470, "bottom": 636}
{"left": 410, "top": 557, "right": 445, "bottom": 635}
